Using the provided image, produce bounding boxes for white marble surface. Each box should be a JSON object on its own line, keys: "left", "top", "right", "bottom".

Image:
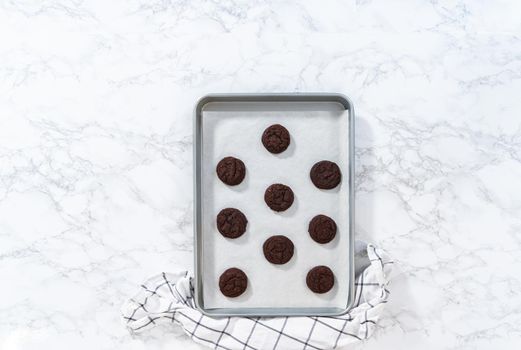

{"left": 1, "top": 1, "right": 521, "bottom": 349}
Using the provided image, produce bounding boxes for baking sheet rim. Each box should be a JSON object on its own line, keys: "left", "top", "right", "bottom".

{"left": 193, "top": 93, "right": 355, "bottom": 317}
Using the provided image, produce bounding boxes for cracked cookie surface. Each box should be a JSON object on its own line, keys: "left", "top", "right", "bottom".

{"left": 264, "top": 183, "right": 294, "bottom": 212}
{"left": 308, "top": 214, "right": 337, "bottom": 244}
{"left": 219, "top": 268, "right": 248, "bottom": 297}
{"left": 262, "top": 124, "right": 290, "bottom": 154}
{"left": 217, "top": 208, "right": 248, "bottom": 239}
{"left": 263, "top": 235, "right": 294, "bottom": 264}
{"left": 216, "top": 156, "right": 245, "bottom": 186}
{"left": 310, "top": 160, "right": 341, "bottom": 189}
{"left": 306, "top": 266, "right": 334, "bottom": 294}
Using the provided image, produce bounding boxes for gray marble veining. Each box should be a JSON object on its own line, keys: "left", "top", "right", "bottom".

{"left": 1, "top": 1, "right": 521, "bottom": 349}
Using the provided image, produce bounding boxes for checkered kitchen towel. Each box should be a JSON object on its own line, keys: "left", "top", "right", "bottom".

{"left": 122, "top": 243, "right": 392, "bottom": 350}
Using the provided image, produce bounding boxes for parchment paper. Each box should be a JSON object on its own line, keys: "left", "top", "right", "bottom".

{"left": 201, "top": 101, "right": 350, "bottom": 309}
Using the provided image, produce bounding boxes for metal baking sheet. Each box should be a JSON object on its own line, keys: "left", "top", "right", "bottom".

{"left": 193, "top": 93, "right": 354, "bottom": 317}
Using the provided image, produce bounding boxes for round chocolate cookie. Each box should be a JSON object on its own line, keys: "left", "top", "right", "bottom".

{"left": 219, "top": 267, "right": 248, "bottom": 297}
{"left": 264, "top": 184, "right": 294, "bottom": 212}
{"left": 310, "top": 160, "right": 342, "bottom": 189}
{"left": 262, "top": 124, "right": 290, "bottom": 154}
{"left": 306, "top": 266, "right": 335, "bottom": 294}
{"left": 308, "top": 215, "right": 337, "bottom": 244}
{"left": 263, "top": 235, "right": 294, "bottom": 264}
{"left": 217, "top": 208, "right": 248, "bottom": 239}
{"left": 216, "top": 156, "right": 245, "bottom": 186}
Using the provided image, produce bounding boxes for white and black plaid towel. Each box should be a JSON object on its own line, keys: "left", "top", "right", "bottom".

{"left": 121, "top": 243, "right": 392, "bottom": 350}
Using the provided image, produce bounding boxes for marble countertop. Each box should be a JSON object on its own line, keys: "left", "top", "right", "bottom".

{"left": 1, "top": 1, "right": 521, "bottom": 349}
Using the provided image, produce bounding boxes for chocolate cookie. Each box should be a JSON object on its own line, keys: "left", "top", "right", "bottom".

{"left": 263, "top": 235, "right": 294, "bottom": 264}
{"left": 219, "top": 267, "right": 248, "bottom": 297}
{"left": 306, "top": 266, "right": 335, "bottom": 294}
{"left": 308, "top": 215, "right": 337, "bottom": 244}
{"left": 217, "top": 208, "right": 248, "bottom": 239}
{"left": 216, "top": 156, "right": 245, "bottom": 186}
{"left": 310, "top": 161, "right": 342, "bottom": 189}
{"left": 262, "top": 124, "right": 290, "bottom": 154}
{"left": 264, "top": 184, "right": 294, "bottom": 212}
